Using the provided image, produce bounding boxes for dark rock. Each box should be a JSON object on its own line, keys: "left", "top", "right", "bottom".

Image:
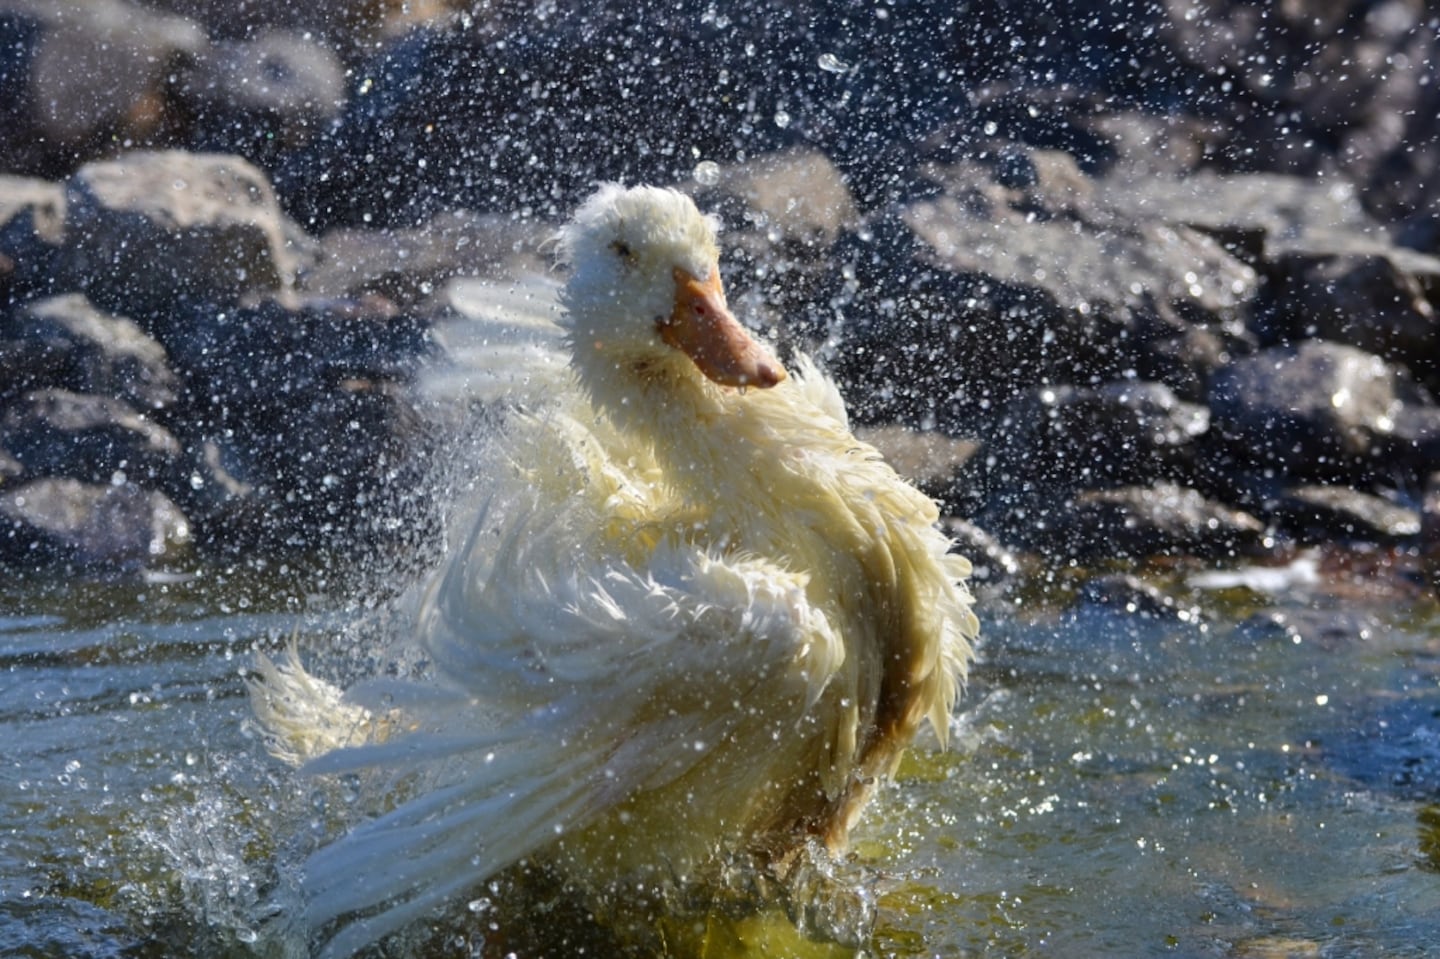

{"left": 1162, "top": 0, "right": 1436, "bottom": 221}
{"left": 305, "top": 212, "right": 552, "bottom": 308}
{"left": 0, "top": 476, "right": 189, "bottom": 567}
{"left": 1, "top": 293, "right": 178, "bottom": 410}
{"left": 830, "top": 169, "right": 1257, "bottom": 429}
{"left": 1206, "top": 341, "right": 1430, "bottom": 485}
{"left": 0, "top": 0, "right": 206, "bottom": 178}
{"left": 170, "top": 295, "right": 436, "bottom": 553}
{"left": 273, "top": 3, "right": 988, "bottom": 229}
{"left": 140, "top": 0, "right": 423, "bottom": 58}
{"left": 1397, "top": 211, "right": 1440, "bottom": 255}
{"left": 0, "top": 174, "right": 66, "bottom": 299}
{"left": 57, "top": 150, "right": 296, "bottom": 336}
{"left": 1389, "top": 395, "right": 1440, "bottom": 476}
{"left": 1072, "top": 572, "right": 1186, "bottom": 620}
{"left": 1137, "top": 325, "right": 1235, "bottom": 404}
{"left": 1327, "top": 11, "right": 1440, "bottom": 225}
{"left": 1271, "top": 484, "right": 1422, "bottom": 545}
{"left": 1082, "top": 111, "right": 1220, "bottom": 180}
{"left": 171, "top": 294, "right": 430, "bottom": 385}
{"left": 1268, "top": 249, "right": 1440, "bottom": 389}
{"left": 177, "top": 29, "right": 346, "bottom": 171}
{"left": 1050, "top": 482, "right": 1267, "bottom": 561}
{"left": 1421, "top": 472, "right": 1440, "bottom": 579}
{"left": 0, "top": 388, "right": 182, "bottom": 486}
{"left": 963, "top": 381, "right": 1210, "bottom": 528}
{"left": 1094, "top": 171, "right": 1384, "bottom": 265}
{"left": 275, "top": 14, "right": 790, "bottom": 228}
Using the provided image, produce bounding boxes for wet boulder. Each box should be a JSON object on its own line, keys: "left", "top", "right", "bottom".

{"left": 1161, "top": 0, "right": 1438, "bottom": 222}
{"left": 1136, "top": 324, "right": 1239, "bottom": 404}
{"left": 0, "top": 388, "right": 182, "bottom": 487}
{"left": 273, "top": 2, "right": 969, "bottom": 229}
{"left": 1424, "top": 474, "right": 1440, "bottom": 581}
{"left": 0, "top": 174, "right": 66, "bottom": 300}
{"left": 961, "top": 381, "right": 1211, "bottom": 527}
{"left": 918, "top": 146, "right": 1102, "bottom": 223}
{"left": 56, "top": 150, "right": 297, "bottom": 338}
{"left": 1081, "top": 110, "right": 1219, "bottom": 181}
{"left": 1094, "top": 171, "right": 1382, "bottom": 266}
{"left": 830, "top": 157, "right": 1258, "bottom": 431}
{"left": 1268, "top": 248, "right": 1440, "bottom": 390}
{"left": 1270, "top": 484, "right": 1422, "bottom": 546}
{"left": 1206, "top": 341, "right": 1432, "bottom": 486}
{"left": 700, "top": 150, "right": 859, "bottom": 251}
{"left": 177, "top": 29, "right": 347, "bottom": 172}
{"left": 305, "top": 211, "right": 552, "bottom": 308}
{"left": 0, "top": 0, "right": 206, "bottom": 178}
{"left": 1047, "top": 482, "right": 1268, "bottom": 561}
{"left": 140, "top": 0, "right": 429, "bottom": 59}
{"left": 1070, "top": 572, "right": 1190, "bottom": 621}
{"left": 1, "top": 293, "right": 178, "bottom": 411}
{"left": 171, "top": 295, "right": 436, "bottom": 553}
{"left": 1388, "top": 385, "right": 1440, "bottom": 474}
{"left": 172, "top": 294, "right": 430, "bottom": 387}
{"left": 0, "top": 476, "right": 189, "bottom": 567}
{"left": 274, "top": 13, "right": 788, "bottom": 228}
{"left": 1324, "top": 8, "right": 1440, "bottom": 226}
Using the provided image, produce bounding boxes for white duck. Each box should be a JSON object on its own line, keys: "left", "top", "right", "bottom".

{"left": 252, "top": 184, "right": 979, "bottom": 956}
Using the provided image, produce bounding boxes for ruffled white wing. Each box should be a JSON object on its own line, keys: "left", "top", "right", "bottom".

{"left": 292, "top": 437, "right": 841, "bottom": 957}
{"left": 419, "top": 275, "right": 571, "bottom": 408}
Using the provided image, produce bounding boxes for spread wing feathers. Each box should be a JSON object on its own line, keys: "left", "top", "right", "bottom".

{"left": 283, "top": 469, "right": 842, "bottom": 956}
{"left": 419, "top": 275, "right": 571, "bottom": 408}
{"left": 247, "top": 647, "right": 383, "bottom": 767}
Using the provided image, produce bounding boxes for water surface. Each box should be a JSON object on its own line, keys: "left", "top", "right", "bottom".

{"left": 2, "top": 556, "right": 1436, "bottom": 957}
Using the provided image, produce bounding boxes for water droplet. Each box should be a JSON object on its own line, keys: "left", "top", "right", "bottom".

{"left": 774, "top": 110, "right": 791, "bottom": 129}
{"left": 692, "top": 160, "right": 721, "bottom": 186}
{"left": 818, "top": 52, "right": 851, "bottom": 74}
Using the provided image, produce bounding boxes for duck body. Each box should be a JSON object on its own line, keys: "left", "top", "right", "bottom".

{"left": 252, "top": 185, "right": 977, "bottom": 956}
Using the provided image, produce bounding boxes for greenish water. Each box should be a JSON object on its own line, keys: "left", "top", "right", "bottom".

{"left": 2, "top": 557, "right": 1436, "bottom": 957}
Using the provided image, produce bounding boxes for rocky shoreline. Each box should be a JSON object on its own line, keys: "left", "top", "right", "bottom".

{"left": 1, "top": 0, "right": 1438, "bottom": 591}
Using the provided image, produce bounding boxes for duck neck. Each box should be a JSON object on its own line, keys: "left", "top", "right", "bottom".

{"left": 578, "top": 351, "right": 765, "bottom": 506}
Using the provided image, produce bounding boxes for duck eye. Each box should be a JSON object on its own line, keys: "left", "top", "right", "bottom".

{"left": 611, "top": 240, "right": 633, "bottom": 260}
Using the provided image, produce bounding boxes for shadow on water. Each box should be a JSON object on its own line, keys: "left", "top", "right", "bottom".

{"left": 1, "top": 557, "right": 1437, "bottom": 958}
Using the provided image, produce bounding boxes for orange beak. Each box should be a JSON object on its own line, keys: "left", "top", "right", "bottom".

{"left": 659, "top": 267, "right": 787, "bottom": 389}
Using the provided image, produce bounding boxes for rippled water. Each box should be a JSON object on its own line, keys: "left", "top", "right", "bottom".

{"left": 2, "top": 556, "right": 1436, "bottom": 958}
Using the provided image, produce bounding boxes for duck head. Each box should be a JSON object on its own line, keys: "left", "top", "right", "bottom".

{"left": 558, "top": 185, "right": 786, "bottom": 398}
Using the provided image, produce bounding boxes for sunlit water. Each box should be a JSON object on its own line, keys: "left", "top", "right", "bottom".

{"left": 3, "top": 555, "right": 1436, "bottom": 958}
